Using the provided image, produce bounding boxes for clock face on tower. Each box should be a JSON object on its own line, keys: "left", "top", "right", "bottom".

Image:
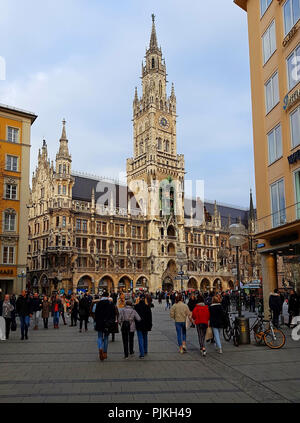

{"left": 159, "top": 116, "right": 169, "bottom": 129}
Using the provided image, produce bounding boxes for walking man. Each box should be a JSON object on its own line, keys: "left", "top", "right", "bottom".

{"left": 95, "top": 291, "right": 117, "bottom": 361}
{"left": 135, "top": 295, "right": 152, "bottom": 358}
{"left": 16, "top": 291, "right": 32, "bottom": 340}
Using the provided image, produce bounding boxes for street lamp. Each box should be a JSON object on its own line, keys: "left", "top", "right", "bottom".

{"left": 177, "top": 248, "right": 187, "bottom": 292}
{"left": 229, "top": 223, "right": 247, "bottom": 318}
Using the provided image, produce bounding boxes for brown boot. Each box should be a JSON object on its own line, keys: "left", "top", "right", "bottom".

{"left": 99, "top": 349, "right": 104, "bottom": 361}
{"left": 103, "top": 352, "right": 107, "bottom": 360}
{"left": 34, "top": 325, "right": 38, "bottom": 330}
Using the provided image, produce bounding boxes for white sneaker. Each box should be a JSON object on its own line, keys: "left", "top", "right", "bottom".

{"left": 218, "top": 348, "right": 223, "bottom": 354}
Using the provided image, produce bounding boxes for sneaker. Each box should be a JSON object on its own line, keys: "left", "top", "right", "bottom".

{"left": 203, "top": 350, "right": 207, "bottom": 357}
{"left": 139, "top": 356, "right": 144, "bottom": 359}
{"left": 182, "top": 343, "right": 187, "bottom": 352}
{"left": 124, "top": 356, "right": 129, "bottom": 360}
{"left": 179, "top": 347, "right": 184, "bottom": 354}
{"left": 218, "top": 348, "right": 223, "bottom": 354}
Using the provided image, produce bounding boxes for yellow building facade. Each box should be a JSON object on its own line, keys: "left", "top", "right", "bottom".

{"left": 235, "top": 0, "right": 300, "bottom": 312}
{"left": 0, "top": 104, "right": 37, "bottom": 294}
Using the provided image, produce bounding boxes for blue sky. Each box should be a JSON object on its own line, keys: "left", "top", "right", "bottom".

{"left": 0, "top": 0, "right": 255, "bottom": 208}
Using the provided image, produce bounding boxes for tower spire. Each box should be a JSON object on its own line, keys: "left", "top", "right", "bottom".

{"left": 149, "top": 13, "right": 158, "bottom": 50}
{"left": 56, "top": 119, "right": 71, "bottom": 161}
{"left": 249, "top": 188, "right": 254, "bottom": 220}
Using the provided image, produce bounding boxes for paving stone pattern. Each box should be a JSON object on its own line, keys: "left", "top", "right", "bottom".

{"left": 0, "top": 301, "right": 299, "bottom": 403}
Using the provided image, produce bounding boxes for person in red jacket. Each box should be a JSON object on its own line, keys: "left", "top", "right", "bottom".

{"left": 192, "top": 294, "right": 210, "bottom": 357}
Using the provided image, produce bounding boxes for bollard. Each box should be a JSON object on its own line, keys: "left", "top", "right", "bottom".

{"left": 236, "top": 316, "right": 250, "bottom": 344}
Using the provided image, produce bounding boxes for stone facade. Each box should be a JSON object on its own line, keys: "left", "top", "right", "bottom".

{"left": 27, "top": 17, "right": 260, "bottom": 295}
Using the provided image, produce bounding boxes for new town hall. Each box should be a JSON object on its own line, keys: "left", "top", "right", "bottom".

{"left": 27, "top": 17, "right": 260, "bottom": 295}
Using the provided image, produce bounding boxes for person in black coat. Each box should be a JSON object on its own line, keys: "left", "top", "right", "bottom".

{"left": 134, "top": 296, "right": 152, "bottom": 358}
{"left": 95, "top": 291, "right": 117, "bottom": 361}
{"left": 78, "top": 294, "right": 90, "bottom": 332}
{"left": 288, "top": 290, "right": 300, "bottom": 327}
{"left": 269, "top": 289, "right": 283, "bottom": 328}
{"left": 16, "top": 291, "right": 33, "bottom": 340}
{"left": 209, "top": 296, "right": 226, "bottom": 354}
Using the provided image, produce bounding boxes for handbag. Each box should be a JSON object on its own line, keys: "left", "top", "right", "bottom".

{"left": 11, "top": 320, "right": 17, "bottom": 332}
{"left": 186, "top": 315, "right": 192, "bottom": 330}
{"left": 205, "top": 326, "right": 213, "bottom": 341}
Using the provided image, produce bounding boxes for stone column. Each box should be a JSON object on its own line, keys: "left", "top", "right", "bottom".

{"left": 261, "top": 252, "right": 277, "bottom": 320}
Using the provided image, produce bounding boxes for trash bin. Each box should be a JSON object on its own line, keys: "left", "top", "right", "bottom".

{"left": 236, "top": 316, "right": 250, "bottom": 344}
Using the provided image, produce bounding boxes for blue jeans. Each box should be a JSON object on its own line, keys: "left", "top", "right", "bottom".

{"left": 53, "top": 312, "right": 59, "bottom": 326}
{"left": 137, "top": 330, "right": 148, "bottom": 357}
{"left": 98, "top": 331, "right": 109, "bottom": 353}
{"left": 20, "top": 315, "right": 30, "bottom": 338}
{"left": 175, "top": 322, "right": 186, "bottom": 347}
{"left": 212, "top": 327, "right": 222, "bottom": 349}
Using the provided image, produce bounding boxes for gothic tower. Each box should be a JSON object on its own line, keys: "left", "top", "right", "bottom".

{"left": 127, "top": 15, "right": 186, "bottom": 290}
{"left": 54, "top": 120, "right": 74, "bottom": 201}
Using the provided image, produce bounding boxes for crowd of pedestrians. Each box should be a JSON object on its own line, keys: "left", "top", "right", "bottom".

{"left": 0, "top": 287, "right": 299, "bottom": 362}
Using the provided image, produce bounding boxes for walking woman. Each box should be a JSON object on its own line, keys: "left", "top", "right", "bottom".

{"left": 41, "top": 296, "right": 51, "bottom": 329}
{"left": 70, "top": 294, "right": 79, "bottom": 327}
{"left": 209, "top": 296, "right": 226, "bottom": 354}
{"left": 51, "top": 294, "right": 61, "bottom": 329}
{"left": 192, "top": 294, "right": 210, "bottom": 356}
{"left": 0, "top": 294, "right": 15, "bottom": 340}
{"left": 170, "top": 294, "right": 191, "bottom": 354}
{"left": 119, "top": 300, "right": 141, "bottom": 359}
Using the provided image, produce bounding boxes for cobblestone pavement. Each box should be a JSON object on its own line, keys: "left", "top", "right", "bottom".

{"left": 0, "top": 300, "right": 299, "bottom": 403}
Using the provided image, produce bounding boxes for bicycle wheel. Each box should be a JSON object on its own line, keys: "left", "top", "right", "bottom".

{"left": 254, "top": 331, "right": 264, "bottom": 345}
{"left": 233, "top": 328, "right": 240, "bottom": 346}
{"left": 264, "top": 328, "right": 286, "bottom": 349}
{"left": 223, "top": 326, "right": 232, "bottom": 342}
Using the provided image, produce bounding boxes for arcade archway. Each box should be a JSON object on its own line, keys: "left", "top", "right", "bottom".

{"left": 162, "top": 276, "right": 173, "bottom": 292}
{"left": 118, "top": 276, "right": 131, "bottom": 292}
{"left": 200, "top": 278, "right": 210, "bottom": 292}
{"left": 98, "top": 275, "right": 114, "bottom": 293}
{"left": 188, "top": 277, "right": 198, "bottom": 290}
{"left": 77, "top": 275, "right": 92, "bottom": 293}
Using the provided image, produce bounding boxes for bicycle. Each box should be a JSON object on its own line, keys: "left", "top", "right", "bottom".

{"left": 223, "top": 312, "right": 240, "bottom": 347}
{"left": 250, "top": 312, "right": 286, "bottom": 349}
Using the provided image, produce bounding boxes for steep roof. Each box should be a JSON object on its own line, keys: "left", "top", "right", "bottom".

{"left": 72, "top": 173, "right": 254, "bottom": 227}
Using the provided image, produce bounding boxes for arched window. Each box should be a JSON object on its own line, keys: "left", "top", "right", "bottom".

{"left": 157, "top": 138, "right": 162, "bottom": 150}
{"left": 159, "top": 80, "right": 162, "bottom": 97}
{"left": 63, "top": 164, "right": 66, "bottom": 174}
{"left": 165, "top": 140, "right": 170, "bottom": 152}
{"left": 152, "top": 57, "right": 155, "bottom": 68}
{"left": 4, "top": 209, "right": 16, "bottom": 231}
{"left": 59, "top": 164, "right": 62, "bottom": 174}
{"left": 140, "top": 141, "right": 144, "bottom": 155}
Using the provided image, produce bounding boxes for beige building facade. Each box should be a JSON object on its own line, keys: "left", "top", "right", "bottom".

{"left": 27, "top": 17, "right": 258, "bottom": 296}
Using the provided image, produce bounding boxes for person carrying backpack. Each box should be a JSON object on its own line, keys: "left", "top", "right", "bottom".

{"left": 118, "top": 300, "right": 141, "bottom": 359}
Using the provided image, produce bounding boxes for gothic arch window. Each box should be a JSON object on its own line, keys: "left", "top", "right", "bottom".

{"left": 159, "top": 80, "right": 162, "bottom": 97}
{"left": 152, "top": 57, "right": 155, "bottom": 68}
{"left": 63, "top": 164, "right": 66, "bottom": 174}
{"left": 160, "top": 100, "right": 163, "bottom": 109}
{"left": 140, "top": 141, "right": 144, "bottom": 155}
{"left": 165, "top": 140, "right": 170, "bottom": 152}
{"left": 59, "top": 164, "right": 62, "bottom": 174}
{"left": 157, "top": 138, "right": 162, "bottom": 150}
